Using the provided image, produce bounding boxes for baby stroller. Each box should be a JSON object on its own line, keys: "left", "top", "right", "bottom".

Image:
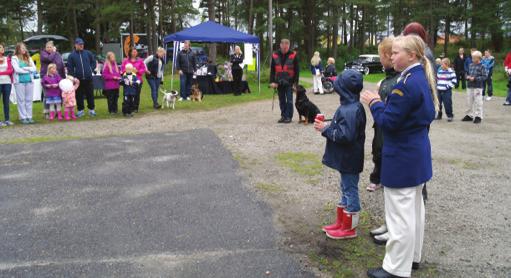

{"left": 321, "top": 75, "right": 336, "bottom": 94}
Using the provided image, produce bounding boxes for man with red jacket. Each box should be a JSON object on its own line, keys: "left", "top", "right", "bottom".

{"left": 504, "top": 50, "right": 511, "bottom": 106}
{"left": 270, "top": 39, "right": 300, "bottom": 123}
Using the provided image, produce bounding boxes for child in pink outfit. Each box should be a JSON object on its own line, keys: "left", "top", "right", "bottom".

{"left": 59, "top": 76, "right": 80, "bottom": 120}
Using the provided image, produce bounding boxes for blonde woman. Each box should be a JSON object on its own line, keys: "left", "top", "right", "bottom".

{"left": 324, "top": 57, "right": 337, "bottom": 78}
{"left": 102, "top": 52, "right": 121, "bottom": 113}
{"left": 361, "top": 35, "right": 437, "bottom": 278}
{"left": 144, "top": 47, "right": 166, "bottom": 108}
{"left": 310, "top": 51, "right": 323, "bottom": 94}
{"left": 12, "top": 42, "right": 37, "bottom": 124}
{"left": 230, "top": 46, "right": 244, "bottom": 96}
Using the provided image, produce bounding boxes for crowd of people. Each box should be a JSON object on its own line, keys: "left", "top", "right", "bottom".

{"left": 0, "top": 37, "right": 169, "bottom": 124}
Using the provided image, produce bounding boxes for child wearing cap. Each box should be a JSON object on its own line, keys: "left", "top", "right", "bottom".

{"left": 314, "top": 69, "right": 366, "bottom": 239}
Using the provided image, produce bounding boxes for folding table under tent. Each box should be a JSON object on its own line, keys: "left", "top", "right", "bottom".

{"left": 163, "top": 20, "right": 261, "bottom": 93}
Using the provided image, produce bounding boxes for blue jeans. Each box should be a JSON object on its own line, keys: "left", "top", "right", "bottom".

{"left": 148, "top": 77, "right": 161, "bottom": 105}
{"left": 179, "top": 73, "right": 193, "bottom": 99}
{"left": 482, "top": 71, "right": 493, "bottom": 97}
{"left": 438, "top": 89, "right": 453, "bottom": 118}
{"left": 0, "top": 84, "right": 11, "bottom": 121}
{"left": 278, "top": 85, "right": 293, "bottom": 119}
{"left": 338, "top": 173, "right": 360, "bottom": 212}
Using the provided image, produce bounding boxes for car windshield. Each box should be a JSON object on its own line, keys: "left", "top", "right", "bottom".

{"left": 357, "top": 56, "right": 372, "bottom": 62}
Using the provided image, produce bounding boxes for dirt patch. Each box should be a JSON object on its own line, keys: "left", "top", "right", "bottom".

{"left": 1, "top": 85, "right": 510, "bottom": 277}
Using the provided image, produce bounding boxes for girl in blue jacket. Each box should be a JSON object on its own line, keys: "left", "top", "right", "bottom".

{"left": 362, "top": 35, "right": 437, "bottom": 278}
{"left": 314, "top": 69, "right": 366, "bottom": 240}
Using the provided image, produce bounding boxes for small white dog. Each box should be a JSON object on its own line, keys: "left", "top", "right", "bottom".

{"left": 161, "top": 89, "right": 179, "bottom": 109}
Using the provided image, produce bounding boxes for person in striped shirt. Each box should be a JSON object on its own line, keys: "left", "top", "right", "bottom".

{"left": 436, "top": 58, "right": 457, "bottom": 122}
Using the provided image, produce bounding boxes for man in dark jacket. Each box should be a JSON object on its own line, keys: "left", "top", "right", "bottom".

{"left": 314, "top": 69, "right": 366, "bottom": 240}
{"left": 66, "top": 38, "right": 97, "bottom": 117}
{"left": 270, "top": 39, "right": 299, "bottom": 123}
{"left": 175, "top": 40, "right": 196, "bottom": 101}
{"left": 453, "top": 48, "right": 467, "bottom": 89}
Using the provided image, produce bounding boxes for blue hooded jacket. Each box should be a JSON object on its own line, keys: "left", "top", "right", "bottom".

{"left": 321, "top": 70, "right": 366, "bottom": 174}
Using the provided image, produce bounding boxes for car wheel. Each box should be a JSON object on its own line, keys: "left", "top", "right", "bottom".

{"left": 364, "top": 67, "right": 370, "bottom": 75}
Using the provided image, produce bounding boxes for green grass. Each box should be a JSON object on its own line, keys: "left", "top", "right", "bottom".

{"left": 275, "top": 152, "right": 323, "bottom": 177}
{"left": 3, "top": 74, "right": 278, "bottom": 126}
{"left": 2, "top": 135, "right": 82, "bottom": 144}
{"left": 363, "top": 73, "right": 386, "bottom": 83}
{"left": 255, "top": 182, "right": 284, "bottom": 193}
{"left": 310, "top": 208, "right": 438, "bottom": 277}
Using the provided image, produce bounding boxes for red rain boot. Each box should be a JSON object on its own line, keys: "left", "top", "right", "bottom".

{"left": 57, "top": 111, "right": 63, "bottom": 121}
{"left": 64, "top": 110, "right": 70, "bottom": 121}
{"left": 70, "top": 109, "right": 77, "bottom": 120}
{"left": 49, "top": 111, "right": 55, "bottom": 121}
{"left": 326, "top": 211, "right": 359, "bottom": 239}
{"left": 322, "top": 206, "right": 344, "bottom": 232}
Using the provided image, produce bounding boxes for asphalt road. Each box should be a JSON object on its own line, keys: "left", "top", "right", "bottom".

{"left": 0, "top": 129, "right": 312, "bottom": 277}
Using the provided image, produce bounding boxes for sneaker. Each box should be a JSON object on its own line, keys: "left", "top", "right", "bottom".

{"left": 178, "top": 97, "right": 183, "bottom": 102}
{"left": 21, "top": 119, "right": 30, "bottom": 125}
{"left": 447, "top": 117, "right": 453, "bottom": 122}
{"left": 473, "top": 117, "right": 482, "bottom": 124}
{"left": 283, "top": 118, "right": 292, "bottom": 123}
{"left": 186, "top": 97, "right": 191, "bottom": 101}
{"left": 89, "top": 110, "right": 97, "bottom": 117}
{"left": 28, "top": 118, "right": 35, "bottom": 124}
{"left": 435, "top": 112, "right": 442, "bottom": 120}
{"left": 76, "top": 110, "right": 85, "bottom": 118}
{"left": 277, "top": 117, "right": 285, "bottom": 123}
{"left": 503, "top": 102, "right": 511, "bottom": 106}
{"left": 154, "top": 103, "right": 162, "bottom": 109}
{"left": 366, "top": 183, "right": 382, "bottom": 192}
{"left": 4, "top": 120, "right": 14, "bottom": 126}
{"left": 0, "top": 122, "right": 5, "bottom": 127}
{"left": 373, "top": 232, "right": 389, "bottom": 245}
{"left": 461, "top": 115, "right": 473, "bottom": 122}
{"left": 486, "top": 96, "right": 492, "bottom": 101}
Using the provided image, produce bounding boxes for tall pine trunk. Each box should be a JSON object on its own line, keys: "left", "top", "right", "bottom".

{"left": 208, "top": 0, "right": 217, "bottom": 64}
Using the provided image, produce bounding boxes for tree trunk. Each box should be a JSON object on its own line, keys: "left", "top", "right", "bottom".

{"left": 170, "top": 0, "right": 177, "bottom": 33}
{"left": 342, "top": 3, "right": 347, "bottom": 45}
{"left": 443, "top": 15, "right": 450, "bottom": 57}
{"left": 37, "top": 0, "right": 43, "bottom": 34}
{"left": 95, "top": 7, "right": 101, "bottom": 54}
{"left": 208, "top": 0, "right": 217, "bottom": 63}
{"left": 332, "top": 11, "right": 338, "bottom": 59}
{"left": 248, "top": 0, "right": 254, "bottom": 34}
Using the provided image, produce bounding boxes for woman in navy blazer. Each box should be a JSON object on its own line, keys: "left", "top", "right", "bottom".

{"left": 361, "top": 35, "right": 438, "bottom": 278}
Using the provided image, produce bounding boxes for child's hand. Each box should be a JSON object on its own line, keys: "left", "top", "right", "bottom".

{"left": 314, "top": 119, "right": 327, "bottom": 132}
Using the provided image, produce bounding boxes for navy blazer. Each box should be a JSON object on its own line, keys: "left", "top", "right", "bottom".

{"left": 370, "top": 64, "right": 435, "bottom": 188}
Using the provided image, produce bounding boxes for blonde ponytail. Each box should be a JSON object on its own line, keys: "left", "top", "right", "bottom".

{"left": 395, "top": 35, "right": 439, "bottom": 112}
{"left": 422, "top": 57, "right": 439, "bottom": 112}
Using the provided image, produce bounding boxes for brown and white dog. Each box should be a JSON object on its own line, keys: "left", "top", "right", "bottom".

{"left": 190, "top": 84, "right": 202, "bottom": 102}
{"left": 161, "top": 89, "right": 179, "bottom": 109}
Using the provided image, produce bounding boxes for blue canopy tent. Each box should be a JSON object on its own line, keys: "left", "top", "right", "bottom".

{"left": 163, "top": 21, "right": 261, "bottom": 93}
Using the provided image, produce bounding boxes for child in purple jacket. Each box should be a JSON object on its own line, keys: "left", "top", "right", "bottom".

{"left": 102, "top": 52, "right": 121, "bottom": 114}
{"left": 41, "top": 63, "right": 63, "bottom": 120}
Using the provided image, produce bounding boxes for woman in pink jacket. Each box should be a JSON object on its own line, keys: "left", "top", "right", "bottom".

{"left": 0, "top": 43, "right": 14, "bottom": 126}
{"left": 103, "top": 52, "right": 121, "bottom": 114}
{"left": 121, "top": 48, "right": 148, "bottom": 113}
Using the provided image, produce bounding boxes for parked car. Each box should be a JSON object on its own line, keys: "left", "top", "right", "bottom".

{"left": 344, "top": 54, "right": 383, "bottom": 75}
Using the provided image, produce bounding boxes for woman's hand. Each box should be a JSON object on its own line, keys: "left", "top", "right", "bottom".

{"left": 361, "top": 90, "right": 381, "bottom": 106}
{"left": 314, "top": 119, "right": 327, "bottom": 132}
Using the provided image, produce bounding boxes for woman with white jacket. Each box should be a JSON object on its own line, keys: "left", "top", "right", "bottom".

{"left": 11, "top": 42, "right": 37, "bottom": 124}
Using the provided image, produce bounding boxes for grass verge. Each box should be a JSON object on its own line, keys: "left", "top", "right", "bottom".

{"left": 275, "top": 152, "right": 323, "bottom": 177}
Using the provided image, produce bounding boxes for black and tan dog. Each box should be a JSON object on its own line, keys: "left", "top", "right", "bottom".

{"left": 294, "top": 84, "right": 321, "bottom": 124}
